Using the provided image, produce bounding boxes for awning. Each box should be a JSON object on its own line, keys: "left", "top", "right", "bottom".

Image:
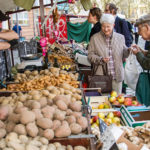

{"left": 0, "top": 0, "right": 36, "bottom": 13}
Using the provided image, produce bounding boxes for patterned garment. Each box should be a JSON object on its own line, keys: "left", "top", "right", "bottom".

{"left": 105, "top": 36, "right": 116, "bottom": 79}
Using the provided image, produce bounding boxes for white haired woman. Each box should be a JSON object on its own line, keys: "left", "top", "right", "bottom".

{"left": 88, "top": 14, "right": 130, "bottom": 94}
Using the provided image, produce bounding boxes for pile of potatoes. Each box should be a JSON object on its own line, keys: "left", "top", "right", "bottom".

{"left": 0, "top": 87, "right": 88, "bottom": 140}
{"left": 5, "top": 68, "right": 79, "bottom": 92}
{"left": 122, "top": 122, "right": 150, "bottom": 149}
{"left": 0, "top": 132, "right": 88, "bottom": 150}
{"left": 0, "top": 85, "right": 82, "bottom": 106}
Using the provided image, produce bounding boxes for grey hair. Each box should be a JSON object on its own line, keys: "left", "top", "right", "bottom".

{"left": 100, "top": 14, "right": 115, "bottom": 24}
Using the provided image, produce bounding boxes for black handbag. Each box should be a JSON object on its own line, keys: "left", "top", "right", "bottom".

{"left": 88, "top": 64, "right": 112, "bottom": 93}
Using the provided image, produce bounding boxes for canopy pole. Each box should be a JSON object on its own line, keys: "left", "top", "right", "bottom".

{"left": 39, "top": 0, "right": 46, "bottom": 36}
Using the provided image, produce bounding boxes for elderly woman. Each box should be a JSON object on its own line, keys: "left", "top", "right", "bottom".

{"left": 88, "top": 14, "right": 130, "bottom": 94}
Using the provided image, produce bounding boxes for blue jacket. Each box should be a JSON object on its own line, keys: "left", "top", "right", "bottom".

{"left": 114, "top": 16, "right": 132, "bottom": 47}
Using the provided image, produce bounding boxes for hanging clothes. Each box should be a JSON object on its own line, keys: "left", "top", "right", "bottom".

{"left": 67, "top": 20, "right": 92, "bottom": 43}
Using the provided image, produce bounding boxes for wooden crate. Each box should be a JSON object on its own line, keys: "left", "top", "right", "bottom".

{"left": 85, "top": 96, "right": 114, "bottom": 115}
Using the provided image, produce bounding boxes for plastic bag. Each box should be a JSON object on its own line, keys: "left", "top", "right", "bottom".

{"left": 124, "top": 53, "right": 142, "bottom": 90}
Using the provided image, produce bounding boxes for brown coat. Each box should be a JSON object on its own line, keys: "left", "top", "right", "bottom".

{"left": 88, "top": 31, "right": 129, "bottom": 82}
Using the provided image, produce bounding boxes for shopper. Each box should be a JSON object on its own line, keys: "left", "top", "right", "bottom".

{"left": 88, "top": 14, "right": 130, "bottom": 94}
{"left": 88, "top": 7, "right": 102, "bottom": 40}
{"left": 105, "top": 3, "right": 132, "bottom": 47}
{"left": 131, "top": 14, "right": 150, "bottom": 70}
{"left": 12, "top": 22, "right": 22, "bottom": 37}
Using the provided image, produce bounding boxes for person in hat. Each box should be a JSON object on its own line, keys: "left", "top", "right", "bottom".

{"left": 88, "top": 14, "right": 130, "bottom": 94}
{"left": 0, "top": 10, "right": 18, "bottom": 50}
{"left": 131, "top": 14, "right": 150, "bottom": 70}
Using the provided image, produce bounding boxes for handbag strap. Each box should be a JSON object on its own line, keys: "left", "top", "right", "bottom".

{"left": 92, "top": 63, "right": 108, "bottom": 76}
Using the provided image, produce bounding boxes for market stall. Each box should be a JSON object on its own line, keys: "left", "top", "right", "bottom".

{"left": 0, "top": 0, "right": 150, "bottom": 150}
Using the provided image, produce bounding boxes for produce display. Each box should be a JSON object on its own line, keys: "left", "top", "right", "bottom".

{"left": 121, "top": 122, "right": 150, "bottom": 149}
{"left": 91, "top": 111, "right": 121, "bottom": 127}
{"left": 0, "top": 68, "right": 79, "bottom": 91}
{"left": 91, "top": 102, "right": 111, "bottom": 109}
{"left": 109, "top": 91, "right": 141, "bottom": 106}
{"left": 0, "top": 88, "right": 88, "bottom": 141}
{"left": 0, "top": 132, "right": 88, "bottom": 150}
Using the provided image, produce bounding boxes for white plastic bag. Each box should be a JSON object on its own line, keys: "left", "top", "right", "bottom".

{"left": 124, "top": 53, "right": 142, "bottom": 90}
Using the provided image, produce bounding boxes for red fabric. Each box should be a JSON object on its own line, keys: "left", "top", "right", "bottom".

{"left": 39, "top": 15, "right": 67, "bottom": 44}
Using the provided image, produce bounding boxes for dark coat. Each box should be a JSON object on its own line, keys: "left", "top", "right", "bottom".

{"left": 114, "top": 16, "right": 132, "bottom": 47}
{"left": 89, "top": 22, "right": 101, "bottom": 40}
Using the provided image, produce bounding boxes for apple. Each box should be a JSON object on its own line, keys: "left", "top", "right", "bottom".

{"left": 125, "top": 97, "right": 132, "bottom": 101}
{"left": 113, "top": 101, "right": 120, "bottom": 105}
{"left": 132, "top": 100, "right": 138, "bottom": 106}
{"left": 110, "top": 91, "right": 117, "bottom": 97}
{"left": 124, "top": 99, "right": 132, "bottom": 106}
{"left": 112, "top": 117, "right": 120, "bottom": 125}
{"left": 98, "top": 112, "right": 105, "bottom": 119}
{"left": 117, "top": 95, "right": 125, "bottom": 104}
{"left": 90, "top": 118, "right": 93, "bottom": 124}
{"left": 107, "top": 112, "right": 114, "bottom": 119}
{"left": 96, "top": 119, "right": 100, "bottom": 125}
{"left": 113, "top": 111, "right": 121, "bottom": 117}
{"left": 104, "top": 103, "right": 110, "bottom": 109}
{"left": 109, "top": 96, "right": 116, "bottom": 103}
{"left": 91, "top": 123, "right": 98, "bottom": 128}
{"left": 105, "top": 118, "right": 112, "bottom": 126}
{"left": 93, "top": 116, "right": 99, "bottom": 122}
{"left": 98, "top": 104, "right": 104, "bottom": 109}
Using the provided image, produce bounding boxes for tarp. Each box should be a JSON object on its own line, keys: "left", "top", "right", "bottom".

{"left": 0, "top": 0, "right": 36, "bottom": 13}
{"left": 67, "top": 20, "right": 91, "bottom": 43}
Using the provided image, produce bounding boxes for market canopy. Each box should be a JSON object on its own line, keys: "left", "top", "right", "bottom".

{"left": 0, "top": 0, "right": 36, "bottom": 13}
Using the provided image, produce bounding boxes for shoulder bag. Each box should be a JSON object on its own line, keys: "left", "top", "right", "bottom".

{"left": 88, "top": 64, "right": 112, "bottom": 93}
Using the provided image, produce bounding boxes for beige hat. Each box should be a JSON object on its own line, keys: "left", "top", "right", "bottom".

{"left": 135, "top": 14, "right": 150, "bottom": 26}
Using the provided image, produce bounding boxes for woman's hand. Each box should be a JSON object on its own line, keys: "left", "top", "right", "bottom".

{"left": 103, "top": 57, "right": 110, "bottom": 63}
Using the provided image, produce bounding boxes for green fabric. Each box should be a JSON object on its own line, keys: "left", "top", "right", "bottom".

{"left": 136, "top": 71, "right": 150, "bottom": 106}
{"left": 80, "top": 0, "right": 93, "bottom": 11}
{"left": 67, "top": 20, "right": 92, "bottom": 43}
{"left": 14, "top": 0, "right": 35, "bottom": 11}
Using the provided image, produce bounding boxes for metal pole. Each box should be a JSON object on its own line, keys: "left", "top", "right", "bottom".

{"left": 15, "top": 7, "right": 20, "bottom": 37}
{"left": 39, "top": 0, "right": 45, "bottom": 36}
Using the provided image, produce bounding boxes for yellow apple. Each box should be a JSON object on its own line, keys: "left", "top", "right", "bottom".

{"left": 117, "top": 95, "right": 125, "bottom": 104}
{"left": 96, "top": 119, "right": 99, "bottom": 125}
{"left": 98, "top": 112, "right": 105, "bottom": 119}
{"left": 98, "top": 104, "right": 104, "bottom": 109}
{"left": 109, "top": 96, "right": 116, "bottom": 103}
{"left": 105, "top": 118, "right": 112, "bottom": 126}
{"left": 110, "top": 91, "right": 117, "bottom": 97}
{"left": 107, "top": 112, "right": 114, "bottom": 119}
{"left": 104, "top": 103, "right": 110, "bottom": 109}
{"left": 112, "top": 117, "right": 120, "bottom": 125}
{"left": 91, "top": 123, "right": 98, "bottom": 128}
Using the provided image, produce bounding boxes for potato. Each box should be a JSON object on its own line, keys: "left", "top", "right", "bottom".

{"left": 14, "top": 124, "right": 26, "bottom": 135}
{"left": 20, "top": 111, "right": 35, "bottom": 124}
{"left": 24, "top": 100, "right": 34, "bottom": 107}
{"left": 53, "top": 142, "right": 61, "bottom": 148}
{"left": 74, "top": 146, "right": 86, "bottom": 150}
{"left": 73, "top": 94, "right": 82, "bottom": 100}
{"left": 52, "top": 120, "right": 61, "bottom": 131}
{"left": 15, "top": 106, "right": 28, "bottom": 114}
{"left": 39, "top": 97, "right": 47, "bottom": 108}
{"left": 59, "top": 88, "right": 65, "bottom": 94}
{"left": 0, "top": 120, "right": 5, "bottom": 128}
{"left": 56, "top": 100, "right": 67, "bottom": 111}
{"left": 66, "top": 109, "right": 73, "bottom": 116}
{"left": 77, "top": 117, "right": 88, "bottom": 131}
{"left": 64, "top": 90, "right": 72, "bottom": 95}
{"left": 32, "top": 109, "right": 43, "bottom": 120}
{"left": 51, "top": 89, "right": 60, "bottom": 95}
{"left": 48, "top": 94, "right": 57, "bottom": 100}
{"left": 0, "top": 129, "right": 6, "bottom": 139}
{"left": 47, "top": 99, "right": 53, "bottom": 105}
{"left": 53, "top": 95, "right": 70, "bottom": 106}
{"left": 6, "top": 121, "right": 16, "bottom": 133}
{"left": 32, "top": 70, "right": 38, "bottom": 76}
{"left": 54, "top": 111, "right": 65, "bottom": 121}
{"left": 41, "top": 90, "right": 50, "bottom": 96}
{"left": 48, "top": 144, "right": 56, "bottom": 150}
{"left": 19, "top": 135, "right": 28, "bottom": 144}
{"left": 69, "top": 102, "right": 81, "bottom": 112}
{"left": 55, "top": 123, "right": 71, "bottom": 138}
{"left": 60, "top": 83, "right": 71, "bottom": 90}
{"left": 71, "top": 112, "right": 82, "bottom": 118}
{"left": 18, "top": 95, "right": 27, "bottom": 102}
{"left": 26, "top": 122, "right": 38, "bottom": 137}
{"left": 70, "top": 123, "right": 82, "bottom": 134}
{"left": 42, "top": 106, "right": 55, "bottom": 114}
{"left": 32, "top": 94, "right": 41, "bottom": 101}
{"left": 43, "top": 129, "right": 54, "bottom": 140}
{"left": 8, "top": 113, "right": 20, "bottom": 123}
{"left": 66, "top": 116, "right": 76, "bottom": 124}
{"left": 66, "top": 145, "right": 73, "bottom": 150}
{"left": 0, "top": 105, "right": 9, "bottom": 120}
{"left": 31, "top": 101, "right": 41, "bottom": 109}
{"left": 39, "top": 137, "right": 48, "bottom": 145}
{"left": 46, "top": 86, "right": 55, "bottom": 91}
{"left": 37, "top": 118, "right": 53, "bottom": 129}
{"left": 38, "top": 128, "right": 44, "bottom": 137}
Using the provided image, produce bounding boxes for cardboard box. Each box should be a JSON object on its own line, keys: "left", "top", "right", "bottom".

{"left": 117, "top": 132, "right": 143, "bottom": 150}
{"left": 120, "top": 106, "right": 150, "bottom": 127}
